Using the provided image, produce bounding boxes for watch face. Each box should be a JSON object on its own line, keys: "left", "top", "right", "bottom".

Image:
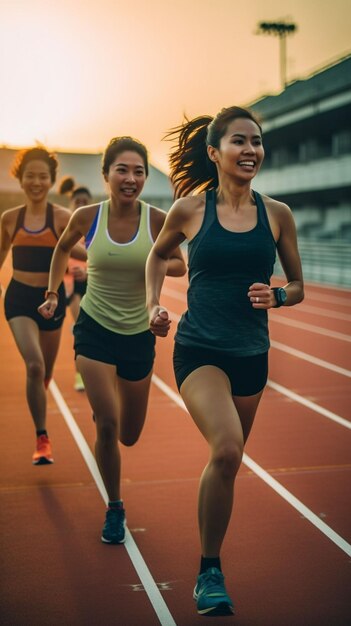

{"left": 279, "top": 288, "right": 287, "bottom": 304}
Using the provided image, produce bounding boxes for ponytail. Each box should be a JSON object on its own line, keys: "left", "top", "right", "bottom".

{"left": 166, "top": 106, "right": 262, "bottom": 199}
{"left": 166, "top": 116, "right": 218, "bottom": 198}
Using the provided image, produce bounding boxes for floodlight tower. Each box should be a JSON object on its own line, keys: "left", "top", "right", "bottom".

{"left": 257, "top": 21, "right": 297, "bottom": 89}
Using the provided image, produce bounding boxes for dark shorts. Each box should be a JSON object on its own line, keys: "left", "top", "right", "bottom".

{"left": 73, "top": 308, "right": 156, "bottom": 381}
{"left": 66, "top": 279, "right": 87, "bottom": 305}
{"left": 4, "top": 279, "right": 66, "bottom": 331}
{"left": 173, "top": 342, "right": 268, "bottom": 397}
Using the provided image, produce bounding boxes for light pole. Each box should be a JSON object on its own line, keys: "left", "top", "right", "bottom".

{"left": 257, "top": 21, "right": 297, "bottom": 89}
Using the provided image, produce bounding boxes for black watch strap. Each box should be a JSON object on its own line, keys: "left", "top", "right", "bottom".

{"left": 272, "top": 287, "right": 287, "bottom": 308}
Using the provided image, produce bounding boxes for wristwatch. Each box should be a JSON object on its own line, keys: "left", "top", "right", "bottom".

{"left": 272, "top": 287, "right": 287, "bottom": 308}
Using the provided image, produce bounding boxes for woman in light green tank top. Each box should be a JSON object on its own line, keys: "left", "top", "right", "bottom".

{"left": 39, "top": 136, "right": 186, "bottom": 544}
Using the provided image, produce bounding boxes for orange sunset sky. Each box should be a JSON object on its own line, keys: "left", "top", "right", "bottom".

{"left": 1, "top": 0, "right": 350, "bottom": 173}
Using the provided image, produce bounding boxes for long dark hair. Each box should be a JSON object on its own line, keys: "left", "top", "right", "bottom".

{"left": 166, "top": 106, "right": 262, "bottom": 198}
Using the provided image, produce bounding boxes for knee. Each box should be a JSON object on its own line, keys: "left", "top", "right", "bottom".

{"left": 212, "top": 442, "right": 243, "bottom": 479}
{"left": 96, "top": 417, "right": 118, "bottom": 445}
{"left": 26, "top": 360, "right": 45, "bottom": 381}
{"left": 120, "top": 432, "right": 140, "bottom": 447}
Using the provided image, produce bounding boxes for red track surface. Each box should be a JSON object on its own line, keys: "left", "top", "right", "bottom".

{"left": 1, "top": 262, "right": 350, "bottom": 626}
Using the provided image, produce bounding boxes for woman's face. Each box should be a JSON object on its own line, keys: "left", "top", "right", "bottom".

{"left": 209, "top": 118, "right": 264, "bottom": 182}
{"left": 71, "top": 191, "right": 91, "bottom": 211}
{"left": 105, "top": 150, "right": 147, "bottom": 202}
{"left": 20, "top": 159, "right": 52, "bottom": 203}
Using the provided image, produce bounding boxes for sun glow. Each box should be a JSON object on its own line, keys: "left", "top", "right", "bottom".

{"left": 1, "top": 0, "right": 350, "bottom": 173}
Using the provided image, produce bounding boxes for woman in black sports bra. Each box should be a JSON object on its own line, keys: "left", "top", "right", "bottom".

{"left": 146, "top": 106, "right": 304, "bottom": 617}
{"left": 0, "top": 147, "right": 86, "bottom": 465}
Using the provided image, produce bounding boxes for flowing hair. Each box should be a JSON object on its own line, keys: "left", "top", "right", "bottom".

{"left": 11, "top": 146, "right": 58, "bottom": 183}
{"left": 166, "top": 106, "right": 262, "bottom": 198}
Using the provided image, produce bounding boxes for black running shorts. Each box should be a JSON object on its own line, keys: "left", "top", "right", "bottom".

{"left": 4, "top": 279, "right": 66, "bottom": 331}
{"left": 73, "top": 308, "right": 155, "bottom": 381}
{"left": 173, "top": 342, "right": 268, "bottom": 396}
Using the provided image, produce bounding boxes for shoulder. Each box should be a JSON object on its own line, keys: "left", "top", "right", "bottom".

{"left": 148, "top": 204, "right": 167, "bottom": 228}
{"left": 168, "top": 194, "right": 206, "bottom": 221}
{"left": 1, "top": 205, "right": 22, "bottom": 226}
{"left": 52, "top": 204, "right": 72, "bottom": 221}
{"left": 70, "top": 203, "right": 101, "bottom": 233}
{"left": 260, "top": 194, "right": 295, "bottom": 223}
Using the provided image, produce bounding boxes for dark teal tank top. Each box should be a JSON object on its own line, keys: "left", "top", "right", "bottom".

{"left": 175, "top": 189, "right": 277, "bottom": 356}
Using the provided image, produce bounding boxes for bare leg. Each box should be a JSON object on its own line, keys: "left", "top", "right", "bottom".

{"left": 69, "top": 296, "right": 81, "bottom": 375}
{"left": 39, "top": 327, "right": 63, "bottom": 383}
{"left": 117, "top": 370, "right": 153, "bottom": 446}
{"left": 77, "top": 356, "right": 121, "bottom": 501}
{"left": 8, "top": 317, "right": 61, "bottom": 431}
{"left": 180, "top": 365, "right": 263, "bottom": 557}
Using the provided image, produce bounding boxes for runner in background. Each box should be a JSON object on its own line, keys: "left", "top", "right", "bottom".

{"left": 59, "top": 177, "right": 93, "bottom": 391}
{"left": 0, "top": 147, "right": 86, "bottom": 464}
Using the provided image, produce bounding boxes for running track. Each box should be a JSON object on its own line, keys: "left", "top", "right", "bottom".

{"left": 1, "top": 260, "right": 350, "bottom": 626}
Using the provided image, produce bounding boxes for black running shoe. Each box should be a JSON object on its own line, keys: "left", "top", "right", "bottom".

{"left": 101, "top": 506, "right": 126, "bottom": 544}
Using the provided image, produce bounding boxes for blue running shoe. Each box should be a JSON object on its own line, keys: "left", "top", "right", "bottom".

{"left": 193, "top": 567, "right": 234, "bottom": 616}
{"left": 101, "top": 506, "right": 126, "bottom": 544}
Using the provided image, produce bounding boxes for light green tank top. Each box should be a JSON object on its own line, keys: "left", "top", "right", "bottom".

{"left": 81, "top": 199, "right": 154, "bottom": 334}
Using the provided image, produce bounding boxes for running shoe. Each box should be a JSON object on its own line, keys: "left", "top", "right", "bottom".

{"left": 74, "top": 372, "right": 85, "bottom": 391}
{"left": 32, "top": 435, "right": 54, "bottom": 465}
{"left": 193, "top": 567, "right": 234, "bottom": 616}
{"left": 101, "top": 506, "right": 126, "bottom": 544}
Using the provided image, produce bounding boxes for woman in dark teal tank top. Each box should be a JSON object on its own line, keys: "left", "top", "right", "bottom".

{"left": 146, "top": 106, "right": 304, "bottom": 617}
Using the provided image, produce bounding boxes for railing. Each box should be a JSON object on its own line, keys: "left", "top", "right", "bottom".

{"left": 274, "top": 237, "right": 351, "bottom": 287}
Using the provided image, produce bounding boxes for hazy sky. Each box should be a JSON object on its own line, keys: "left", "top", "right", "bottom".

{"left": 1, "top": 0, "right": 350, "bottom": 172}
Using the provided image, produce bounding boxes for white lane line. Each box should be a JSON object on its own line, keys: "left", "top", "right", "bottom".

{"left": 306, "top": 292, "right": 351, "bottom": 307}
{"left": 49, "top": 379, "right": 177, "bottom": 626}
{"left": 152, "top": 374, "right": 351, "bottom": 558}
{"left": 164, "top": 305, "right": 351, "bottom": 379}
{"left": 267, "top": 379, "right": 351, "bottom": 429}
{"left": 292, "top": 304, "right": 351, "bottom": 322}
{"left": 162, "top": 287, "right": 351, "bottom": 342}
{"left": 155, "top": 335, "right": 350, "bottom": 426}
{"left": 270, "top": 340, "right": 351, "bottom": 378}
{"left": 271, "top": 315, "right": 351, "bottom": 343}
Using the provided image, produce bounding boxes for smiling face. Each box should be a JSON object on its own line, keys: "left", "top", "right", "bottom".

{"left": 20, "top": 159, "right": 53, "bottom": 203}
{"left": 71, "top": 191, "right": 92, "bottom": 210}
{"left": 104, "top": 150, "right": 147, "bottom": 202}
{"left": 208, "top": 117, "right": 264, "bottom": 183}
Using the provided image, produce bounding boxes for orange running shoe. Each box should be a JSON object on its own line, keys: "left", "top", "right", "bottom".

{"left": 32, "top": 435, "right": 54, "bottom": 465}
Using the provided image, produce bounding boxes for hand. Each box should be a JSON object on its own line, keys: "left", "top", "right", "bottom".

{"left": 38, "top": 295, "right": 58, "bottom": 319}
{"left": 149, "top": 306, "right": 171, "bottom": 337}
{"left": 248, "top": 283, "right": 274, "bottom": 309}
{"left": 71, "top": 265, "right": 86, "bottom": 282}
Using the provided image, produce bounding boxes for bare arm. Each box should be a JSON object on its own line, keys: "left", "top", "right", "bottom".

{"left": 248, "top": 201, "right": 304, "bottom": 309}
{"left": 0, "top": 212, "right": 12, "bottom": 297}
{"left": 38, "top": 207, "right": 92, "bottom": 318}
{"left": 146, "top": 202, "right": 187, "bottom": 336}
{"left": 150, "top": 206, "right": 187, "bottom": 278}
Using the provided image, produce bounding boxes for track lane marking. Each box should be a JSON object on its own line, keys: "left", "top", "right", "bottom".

{"left": 267, "top": 379, "right": 351, "bottom": 429}
{"left": 287, "top": 303, "right": 351, "bottom": 322}
{"left": 162, "top": 287, "right": 351, "bottom": 343}
{"left": 270, "top": 315, "right": 351, "bottom": 342}
{"left": 49, "top": 379, "right": 177, "bottom": 626}
{"left": 163, "top": 306, "right": 351, "bottom": 380}
{"left": 270, "top": 340, "right": 351, "bottom": 378}
{"left": 152, "top": 374, "right": 351, "bottom": 558}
